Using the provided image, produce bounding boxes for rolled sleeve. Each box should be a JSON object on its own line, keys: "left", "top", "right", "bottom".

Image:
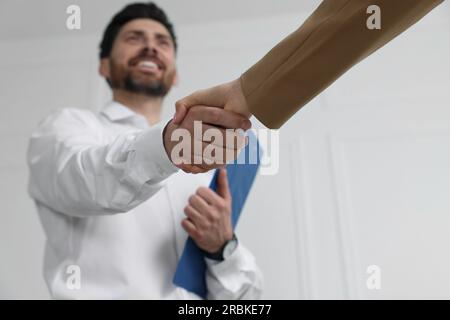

{"left": 127, "top": 124, "right": 179, "bottom": 186}
{"left": 205, "top": 243, "right": 264, "bottom": 300}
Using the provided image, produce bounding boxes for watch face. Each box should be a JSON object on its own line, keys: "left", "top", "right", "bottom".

{"left": 223, "top": 238, "right": 238, "bottom": 259}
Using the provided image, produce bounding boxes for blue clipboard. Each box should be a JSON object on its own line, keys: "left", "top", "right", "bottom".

{"left": 173, "top": 130, "right": 261, "bottom": 298}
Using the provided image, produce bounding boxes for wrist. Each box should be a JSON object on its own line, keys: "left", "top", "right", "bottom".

{"left": 203, "top": 233, "right": 238, "bottom": 261}
{"left": 162, "top": 119, "right": 174, "bottom": 164}
{"left": 226, "top": 78, "right": 251, "bottom": 118}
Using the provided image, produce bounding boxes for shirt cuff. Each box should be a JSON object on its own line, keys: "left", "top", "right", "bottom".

{"left": 127, "top": 123, "right": 179, "bottom": 186}
{"left": 204, "top": 242, "right": 246, "bottom": 271}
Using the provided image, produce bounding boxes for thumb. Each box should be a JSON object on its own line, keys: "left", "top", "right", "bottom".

{"left": 173, "top": 100, "right": 188, "bottom": 125}
{"left": 216, "top": 168, "right": 230, "bottom": 200}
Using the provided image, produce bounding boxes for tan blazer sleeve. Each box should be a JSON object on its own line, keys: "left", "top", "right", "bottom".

{"left": 240, "top": 0, "right": 444, "bottom": 129}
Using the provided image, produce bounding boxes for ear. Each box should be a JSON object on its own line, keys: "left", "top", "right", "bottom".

{"left": 172, "top": 70, "right": 179, "bottom": 87}
{"left": 99, "top": 58, "right": 111, "bottom": 80}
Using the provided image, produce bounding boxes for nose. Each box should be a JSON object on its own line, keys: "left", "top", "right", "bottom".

{"left": 143, "top": 39, "right": 158, "bottom": 56}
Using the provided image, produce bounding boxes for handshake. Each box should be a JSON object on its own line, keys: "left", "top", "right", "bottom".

{"left": 161, "top": 0, "right": 443, "bottom": 174}
{"left": 163, "top": 78, "right": 252, "bottom": 174}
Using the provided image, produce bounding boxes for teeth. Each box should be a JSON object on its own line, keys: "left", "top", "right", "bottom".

{"left": 138, "top": 61, "right": 158, "bottom": 69}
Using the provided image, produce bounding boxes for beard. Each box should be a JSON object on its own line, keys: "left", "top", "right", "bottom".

{"left": 108, "top": 57, "right": 174, "bottom": 97}
{"left": 122, "top": 72, "right": 169, "bottom": 97}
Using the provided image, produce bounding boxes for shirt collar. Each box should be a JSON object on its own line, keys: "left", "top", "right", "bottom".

{"left": 100, "top": 101, "right": 152, "bottom": 129}
{"left": 100, "top": 101, "right": 139, "bottom": 122}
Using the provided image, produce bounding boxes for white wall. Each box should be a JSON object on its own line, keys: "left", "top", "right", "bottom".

{"left": 1, "top": 1, "right": 449, "bottom": 299}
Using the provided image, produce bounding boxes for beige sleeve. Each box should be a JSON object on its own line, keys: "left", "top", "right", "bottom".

{"left": 240, "top": 0, "right": 444, "bottom": 129}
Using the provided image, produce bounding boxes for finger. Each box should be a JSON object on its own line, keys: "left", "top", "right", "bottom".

{"left": 184, "top": 205, "right": 208, "bottom": 228}
{"left": 172, "top": 138, "right": 238, "bottom": 170}
{"left": 196, "top": 187, "right": 223, "bottom": 207}
{"left": 188, "top": 142, "right": 236, "bottom": 169}
{"left": 182, "top": 86, "right": 227, "bottom": 109}
{"left": 184, "top": 143, "right": 245, "bottom": 171}
{"left": 181, "top": 219, "right": 200, "bottom": 239}
{"left": 191, "top": 106, "right": 251, "bottom": 131}
{"left": 191, "top": 151, "right": 234, "bottom": 170}
{"left": 178, "top": 157, "right": 226, "bottom": 172}
{"left": 199, "top": 125, "right": 247, "bottom": 150}
{"left": 216, "top": 168, "right": 231, "bottom": 200}
{"left": 171, "top": 140, "right": 226, "bottom": 168}
{"left": 190, "top": 150, "right": 227, "bottom": 168}
{"left": 174, "top": 86, "right": 226, "bottom": 125}
{"left": 170, "top": 123, "right": 233, "bottom": 153}
{"left": 189, "top": 194, "right": 210, "bottom": 214}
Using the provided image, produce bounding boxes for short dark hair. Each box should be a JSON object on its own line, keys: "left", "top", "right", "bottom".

{"left": 99, "top": 2, "right": 177, "bottom": 59}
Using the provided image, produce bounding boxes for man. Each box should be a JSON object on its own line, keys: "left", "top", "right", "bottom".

{"left": 174, "top": 0, "right": 443, "bottom": 133}
{"left": 27, "top": 2, "right": 262, "bottom": 299}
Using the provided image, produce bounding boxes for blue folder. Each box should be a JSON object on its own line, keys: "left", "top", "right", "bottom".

{"left": 173, "top": 131, "right": 261, "bottom": 298}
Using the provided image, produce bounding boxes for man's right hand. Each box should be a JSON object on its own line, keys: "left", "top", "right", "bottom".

{"left": 163, "top": 105, "right": 251, "bottom": 174}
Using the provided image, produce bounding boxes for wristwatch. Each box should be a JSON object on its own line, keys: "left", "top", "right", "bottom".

{"left": 203, "top": 234, "right": 238, "bottom": 261}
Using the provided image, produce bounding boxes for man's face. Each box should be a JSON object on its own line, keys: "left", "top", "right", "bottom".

{"left": 101, "top": 19, "right": 177, "bottom": 97}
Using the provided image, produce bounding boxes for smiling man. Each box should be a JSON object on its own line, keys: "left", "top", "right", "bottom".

{"left": 27, "top": 2, "right": 262, "bottom": 299}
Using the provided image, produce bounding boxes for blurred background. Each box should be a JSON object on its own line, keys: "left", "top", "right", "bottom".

{"left": 1, "top": 0, "right": 450, "bottom": 299}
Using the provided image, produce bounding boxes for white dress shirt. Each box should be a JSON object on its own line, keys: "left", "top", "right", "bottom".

{"left": 27, "top": 101, "right": 263, "bottom": 300}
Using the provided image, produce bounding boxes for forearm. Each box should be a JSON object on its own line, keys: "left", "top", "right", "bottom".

{"left": 240, "top": 0, "right": 444, "bottom": 129}
{"left": 28, "top": 111, "right": 178, "bottom": 217}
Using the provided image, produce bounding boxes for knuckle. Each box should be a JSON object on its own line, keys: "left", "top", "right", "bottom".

{"left": 204, "top": 211, "right": 214, "bottom": 222}
{"left": 209, "top": 108, "right": 221, "bottom": 123}
{"left": 216, "top": 200, "right": 226, "bottom": 211}
{"left": 209, "top": 211, "right": 220, "bottom": 221}
{"left": 196, "top": 187, "right": 207, "bottom": 196}
{"left": 188, "top": 195, "right": 196, "bottom": 205}
{"left": 203, "top": 221, "right": 212, "bottom": 229}
{"left": 182, "top": 220, "right": 191, "bottom": 231}
{"left": 175, "top": 100, "right": 183, "bottom": 109}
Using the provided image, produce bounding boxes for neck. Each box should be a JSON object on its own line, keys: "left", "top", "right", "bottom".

{"left": 113, "top": 89, "right": 163, "bottom": 126}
